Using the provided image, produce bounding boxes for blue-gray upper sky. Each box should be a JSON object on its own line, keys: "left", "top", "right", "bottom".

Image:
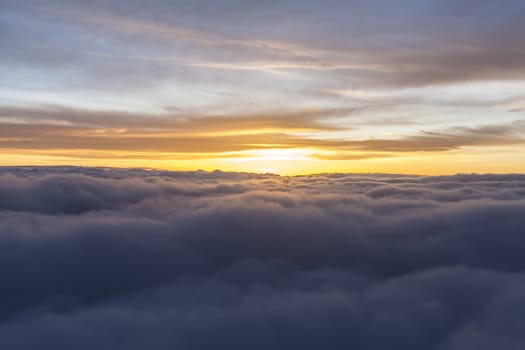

{"left": 1, "top": 0, "right": 525, "bottom": 173}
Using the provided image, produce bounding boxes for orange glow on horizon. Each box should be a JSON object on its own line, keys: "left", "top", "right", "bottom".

{"left": 2, "top": 145, "right": 525, "bottom": 176}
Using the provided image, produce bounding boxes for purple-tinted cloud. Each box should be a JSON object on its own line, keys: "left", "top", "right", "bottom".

{"left": 0, "top": 167, "right": 524, "bottom": 349}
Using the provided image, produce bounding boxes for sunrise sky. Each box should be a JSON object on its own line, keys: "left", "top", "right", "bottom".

{"left": 2, "top": 0, "right": 525, "bottom": 174}
{"left": 3, "top": 3, "right": 525, "bottom": 348}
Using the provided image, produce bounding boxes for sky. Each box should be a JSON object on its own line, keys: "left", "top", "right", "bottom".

{"left": 1, "top": 0, "right": 525, "bottom": 174}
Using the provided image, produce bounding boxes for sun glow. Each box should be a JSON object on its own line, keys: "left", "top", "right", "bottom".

{"left": 228, "top": 148, "right": 313, "bottom": 162}
{"left": 2, "top": 145, "right": 525, "bottom": 176}
{"left": 223, "top": 148, "right": 317, "bottom": 174}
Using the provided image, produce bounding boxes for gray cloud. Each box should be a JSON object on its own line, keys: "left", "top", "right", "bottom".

{"left": 0, "top": 106, "right": 523, "bottom": 158}
{"left": 0, "top": 105, "right": 351, "bottom": 131}
{"left": 3, "top": 0, "right": 525, "bottom": 91}
{"left": 0, "top": 167, "right": 525, "bottom": 349}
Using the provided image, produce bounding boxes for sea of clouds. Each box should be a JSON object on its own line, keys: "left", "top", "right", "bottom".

{"left": 1, "top": 167, "right": 525, "bottom": 349}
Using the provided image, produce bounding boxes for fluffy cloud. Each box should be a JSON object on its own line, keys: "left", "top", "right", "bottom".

{"left": 1, "top": 167, "right": 525, "bottom": 349}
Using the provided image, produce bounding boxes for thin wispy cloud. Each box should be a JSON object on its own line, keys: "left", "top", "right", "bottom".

{"left": 1, "top": 104, "right": 523, "bottom": 165}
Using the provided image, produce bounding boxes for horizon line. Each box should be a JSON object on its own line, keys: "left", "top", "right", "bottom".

{"left": 2, "top": 165, "right": 525, "bottom": 177}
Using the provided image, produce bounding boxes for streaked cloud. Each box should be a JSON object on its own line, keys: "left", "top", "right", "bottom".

{"left": 1, "top": 0, "right": 525, "bottom": 173}
{"left": 0, "top": 104, "right": 523, "bottom": 168}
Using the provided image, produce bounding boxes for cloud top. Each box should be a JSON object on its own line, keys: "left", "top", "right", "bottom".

{"left": 0, "top": 167, "right": 525, "bottom": 349}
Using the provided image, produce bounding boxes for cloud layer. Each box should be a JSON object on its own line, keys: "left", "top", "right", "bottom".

{"left": 1, "top": 167, "right": 525, "bottom": 349}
